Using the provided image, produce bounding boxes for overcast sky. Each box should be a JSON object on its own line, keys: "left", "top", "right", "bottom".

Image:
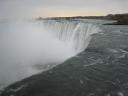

{"left": 0, "top": 0, "right": 128, "bottom": 18}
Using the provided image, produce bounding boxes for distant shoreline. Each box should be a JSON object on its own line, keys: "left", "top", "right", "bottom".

{"left": 36, "top": 13, "right": 128, "bottom": 25}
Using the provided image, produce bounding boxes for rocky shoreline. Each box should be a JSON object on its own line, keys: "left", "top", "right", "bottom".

{"left": 105, "top": 13, "right": 128, "bottom": 25}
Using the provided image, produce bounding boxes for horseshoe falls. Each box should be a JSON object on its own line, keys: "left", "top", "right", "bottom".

{"left": 43, "top": 20, "right": 100, "bottom": 54}
{"left": 0, "top": 20, "right": 100, "bottom": 87}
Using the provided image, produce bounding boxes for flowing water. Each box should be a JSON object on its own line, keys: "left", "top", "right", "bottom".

{"left": 43, "top": 20, "right": 100, "bottom": 53}
{"left": 0, "top": 19, "right": 100, "bottom": 87}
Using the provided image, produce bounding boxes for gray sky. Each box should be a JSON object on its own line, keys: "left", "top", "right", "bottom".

{"left": 0, "top": 0, "right": 128, "bottom": 18}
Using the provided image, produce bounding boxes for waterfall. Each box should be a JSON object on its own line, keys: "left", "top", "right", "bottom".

{"left": 43, "top": 20, "right": 100, "bottom": 54}
{"left": 0, "top": 19, "right": 100, "bottom": 87}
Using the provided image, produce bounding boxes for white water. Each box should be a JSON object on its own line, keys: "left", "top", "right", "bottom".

{"left": 0, "top": 19, "right": 100, "bottom": 87}
{"left": 44, "top": 20, "right": 100, "bottom": 53}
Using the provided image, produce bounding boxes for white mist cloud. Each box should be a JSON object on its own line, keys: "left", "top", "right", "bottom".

{"left": 0, "top": 20, "right": 78, "bottom": 86}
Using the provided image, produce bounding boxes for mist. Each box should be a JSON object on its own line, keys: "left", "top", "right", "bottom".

{"left": 0, "top": 20, "right": 79, "bottom": 87}
{"left": 0, "top": 0, "right": 64, "bottom": 87}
